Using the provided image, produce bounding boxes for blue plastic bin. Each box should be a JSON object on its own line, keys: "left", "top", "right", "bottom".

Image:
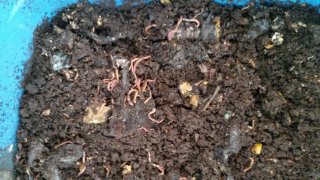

{"left": 0, "top": 0, "right": 319, "bottom": 178}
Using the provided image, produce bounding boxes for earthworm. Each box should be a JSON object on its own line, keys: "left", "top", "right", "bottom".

{"left": 144, "top": 88, "right": 153, "bottom": 104}
{"left": 148, "top": 108, "right": 164, "bottom": 124}
{"left": 168, "top": 16, "right": 201, "bottom": 41}
{"left": 145, "top": 24, "right": 158, "bottom": 34}
{"left": 82, "top": 152, "right": 86, "bottom": 164}
{"left": 148, "top": 151, "right": 152, "bottom": 163}
{"left": 138, "top": 127, "right": 149, "bottom": 133}
{"left": 127, "top": 88, "right": 139, "bottom": 106}
{"left": 152, "top": 163, "right": 165, "bottom": 175}
{"left": 103, "top": 165, "right": 110, "bottom": 176}
{"left": 243, "top": 157, "right": 254, "bottom": 173}
{"left": 102, "top": 72, "right": 114, "bottom": 82}
{"left": 103, "top": 67, "right": 119, "bottom": 91}
{"left": 132, "top": 56, "right": 151, "bottom": 73}
{"left": 142, "top": 78, "right": 156, "bottom": 92}
{"left": 167, "top": 16, "right": 184, "bottom": 41}
{"left": 129, "top": 56, "right": 151, "bottom": 82}
{"left": 182, "top": 18, "right": 200, "bottom": 27}
{"left": 135, "top": 78, "right": 142, "bottom": 93}
{"left": 54, "top": 141, "right": 72, "bottom": 149}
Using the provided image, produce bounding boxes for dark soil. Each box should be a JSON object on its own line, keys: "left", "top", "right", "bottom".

{"left": 16, "top": 1, "right": 320, "bottom": 179}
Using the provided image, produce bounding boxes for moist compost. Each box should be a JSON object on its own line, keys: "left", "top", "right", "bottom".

{"left": 16, "top": 1, "right": 320, "bottom": 179}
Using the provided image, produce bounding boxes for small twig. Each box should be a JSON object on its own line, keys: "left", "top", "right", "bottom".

{"left": 202, "top": 85, "right": 221, "bottom": 111}
{"left": 54, "top": 141, "right": 72, "bottom": 149}
{"left": 148, "top": 108, "right": 164, "bottom": 124}
{"left": 243, "top": 157, "right": 255, "bottom": 173}
{"left": 152, "top": 163, "right": 165, "bottom": 176}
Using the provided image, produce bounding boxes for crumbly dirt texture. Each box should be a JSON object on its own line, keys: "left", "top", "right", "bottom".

{"left": 16, "top": 1, "right": 320, "bottom": 179}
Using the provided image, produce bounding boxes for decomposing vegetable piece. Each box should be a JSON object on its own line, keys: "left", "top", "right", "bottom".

{"left": 251, "top": 143, "right": 263, "bottom": 155}
{"left": 51, "top": 52, "right": 70, "bottom": 71}
{"left": 160, "top": 0, "right": 172, "bottom": 5}
{"left": 83, "top": 102, "right": 112, "bottom": 124}
{"left": 290, "top": 22, "right": 307, "bottom": 32}
{"left": 271, "top": 32, "right": 284, "bottom": 46}
{"left": 121, "top": 164, "right": 132, "bottom": 175}
{"left": 190, "top": 95, "right": 199, "bottom": 108}
{"left": 61, "top": 69, "right": 79, "bottom": 81}
{"left": 179, "top": 82, "right": 193, "bottom": 97}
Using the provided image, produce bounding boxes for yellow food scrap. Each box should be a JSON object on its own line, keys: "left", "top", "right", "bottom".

{"left": 83, "top": 102, "right": 111, "bottom": 124}
{"left": 121, "top": 164, "right": 132, "bottom": 175}
{"left": 179, "top": 82, "right": 193, "bottom": 97}
{"left": 190, "top": 95, "right": 199, "bottom": 108}
{"left": 251, "top": 143, "right": 263, "bottom": 155}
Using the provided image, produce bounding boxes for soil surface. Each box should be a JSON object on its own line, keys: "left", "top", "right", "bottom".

{"left": 16, "top": 1, "right": 319, "bottom": 179}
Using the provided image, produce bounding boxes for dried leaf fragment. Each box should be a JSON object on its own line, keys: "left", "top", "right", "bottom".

{"left": 179, "top": 82, "right": 192, "bottom": 97}
{"left": 83, "top": 102, "right": 111, "bottom": 124}
{"left": 41, "top": 109, "right": 51, "bottom": 116}
{"left": 190, "top": 95, "right": 199, "bottom": 108}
